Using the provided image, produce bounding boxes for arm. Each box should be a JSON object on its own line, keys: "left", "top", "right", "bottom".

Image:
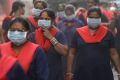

{"left": 66, "top": 48, "right": 76, "bottom": 74}
{"left": 108, "top": 30, "right": 120, "bottom": 79}
{"left": 65, "top": 48, "right": 77, "bottom": 80}
{"left": 53, "top": 42, "right": 68, "bottom": 56}
{"left": 51, "top": 33, "right": 68, "bottom": 56}
{"left": 108, "top": 17, "right": 117, "bottom": 35}
{"left": 110, "top": 48, "right": 120, "bottom": 73}
{"left": 43, "top": 29, "right": 68, "bottom": 56}
{"left": 65, "top": 31, "right": 78, "bottom": 80}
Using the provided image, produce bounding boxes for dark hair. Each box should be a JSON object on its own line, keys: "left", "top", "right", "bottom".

{"left": 87, "top": 6, "right": 102, "bottom": 17}
{"left": 65, "top": 4, "right": 75, "bottom": 14}
{"left": 34, "top": 1, "right": 47, "bottom": 9}
{"left": 10, "top": 1, "right": 25, "bottom": 16}
{"left": 9, "top": 17, "right": 30, "bottom": 31}
{"left": 40, "top": 9, "right": 56, "bottom": 20}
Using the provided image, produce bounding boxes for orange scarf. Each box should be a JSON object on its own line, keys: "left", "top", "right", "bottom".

{"left": 0, "top": 54, "right": 16, "bottom": 80}
{"left": 0, "top": 41, "right": 39, "bottom": 73}
{"left": 27, "top": 16, "right": 38, "bottom": 29}
{"left": 35, "top": 28, "right": 57, "bottom": 52}
{"left": 76, "top": 26, "right": 108, "bottom": 43}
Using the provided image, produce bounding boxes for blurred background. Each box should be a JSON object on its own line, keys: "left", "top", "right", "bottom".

{"left": 0, "top": 0, "right": 120, "bottom": 27}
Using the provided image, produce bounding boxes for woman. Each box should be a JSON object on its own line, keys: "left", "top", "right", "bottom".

{"left": 27, "top": 0, "right": 47, "bottom": 32}
{"left": 57, "top": 4, "right": 84, "bottom": 74}
{"left": 0, "top": 53, "right": 28, "bottom": 80}
{"left": 110, "top": 14, "right": 120, "bottom": 56}
{"left": 57, "top": 4, "right": 84, "bottom": 46}
{"left": 0, "top": 17, "right": 48, "bottom": 80}
{"left": 55, "top": 3, "right": 65, "bottom": 25}
{"left": 66, "top": 7, "right": 120, "bottom": 80}
{"left": 2, "top": 1, "right": 25, "bottom": 42}
{"left": 29, "top": 9, "right": 68, "bottom": 80}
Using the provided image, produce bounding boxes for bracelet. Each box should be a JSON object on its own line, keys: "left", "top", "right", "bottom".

{"left": 50, "top": 37, "right": 59, "bottom": 46}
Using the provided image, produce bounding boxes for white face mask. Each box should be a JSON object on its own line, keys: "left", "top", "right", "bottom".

{"left": 38, "top": 20, "right": 52, "bottom": 29}
{"left": 7, "top": 31, "right": 27, "bottom": 46}
{"left": 87, "top": 18, "right": 101, "bottom": 29}
{"left": 32, "top": 8, "right": 42, "bottom": 17}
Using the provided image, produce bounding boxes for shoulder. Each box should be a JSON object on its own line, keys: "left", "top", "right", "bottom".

{"left": 35, "top": 47, "right": 46, "bottom": 58}
{"left": 2, "top": 16, "right": 13, "bottom": 23}
{"left": 55, "top": 30, "right": 65, "bottom": 37}
{"left": 0, "top": 42, "right": 11, "bottom": 47}
{"left": 76, "top": 26, "right": 87, "bottom": 31}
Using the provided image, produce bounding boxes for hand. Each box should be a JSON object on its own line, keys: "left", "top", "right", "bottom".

{"left": 64, "top": 73, "right": 73, "bottom": 80}
{"left": 43, "top": 28, "right": 53, "bottom": 40}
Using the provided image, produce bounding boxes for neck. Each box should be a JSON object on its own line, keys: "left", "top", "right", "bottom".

{"left": 12, "top": 41, "right": 27, "bottom": 49}
{"left": 11, "top": 41, "right": 28, "bottom": 54}
{"left": 88, "top": 27, "right": 98, "bottom": 35}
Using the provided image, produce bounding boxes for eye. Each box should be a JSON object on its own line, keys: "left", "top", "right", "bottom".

{"left": 39, "top": 18, "right": 51, "bottom": 20}
{"left": 9, "top": 29, "right": 26, "bottom": 32}
{"left": 88, "top": 17, "right": 100, "bottom": 19}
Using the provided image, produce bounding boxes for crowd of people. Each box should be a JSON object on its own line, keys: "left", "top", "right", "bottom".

{"left": 0, "top": 0, "right": 120, "bottom": 80}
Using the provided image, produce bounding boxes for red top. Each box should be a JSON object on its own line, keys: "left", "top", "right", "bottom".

{"left": 27, "top": 16, "right": 38, "bottom": 29}
{"left": 76, "top": 25, "right": 108, "bottom": 43}
{"left": 35, "top": 28, "right": 57, "bottom": 52}
{"left": 102, "top": 9, "right": 114, "bottom": 20}
{"left": 3, "top": 16, "right": 13, "bottom": 21}
{"left": 0, "top": 41, "right": 39, "bottom": 73}
{"left": 0, "top": 54, "right": 17, "bottom": 80}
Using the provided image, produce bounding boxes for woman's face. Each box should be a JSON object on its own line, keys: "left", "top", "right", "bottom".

{"left": 40, "top": 11, "right": 52, "bottom": 20}
{"left": 34, "top": 2, "right": 44, "bottom": 10}
{"left": 8, "top": 22, "right": 29, "bottom": 46}
{"left": 65, "top": 10, "right": 73, "bottom": 16}
{"left": 38, "top": 11, "right": 53, "bottom": 29}
{"left": 9, "top": 22, "right": 28, "bottom": 32}
{"left": 87, "top": 11, "right": 101, "bottom": 29}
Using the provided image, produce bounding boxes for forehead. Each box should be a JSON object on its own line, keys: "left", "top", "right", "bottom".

{"left": 35, "top": 2, "right": 44, "bottom": 9}
{"left": 35, "top": 2, "right": 42, "bottom": 7}
{"left": 10, "top": 22, "right": 25, "bottom": 29}
{"left": 40, "top": 12, "right": 49, "bottom": 17}
{"left": 88, "top": 11, "right": 100, "bottom": 17}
